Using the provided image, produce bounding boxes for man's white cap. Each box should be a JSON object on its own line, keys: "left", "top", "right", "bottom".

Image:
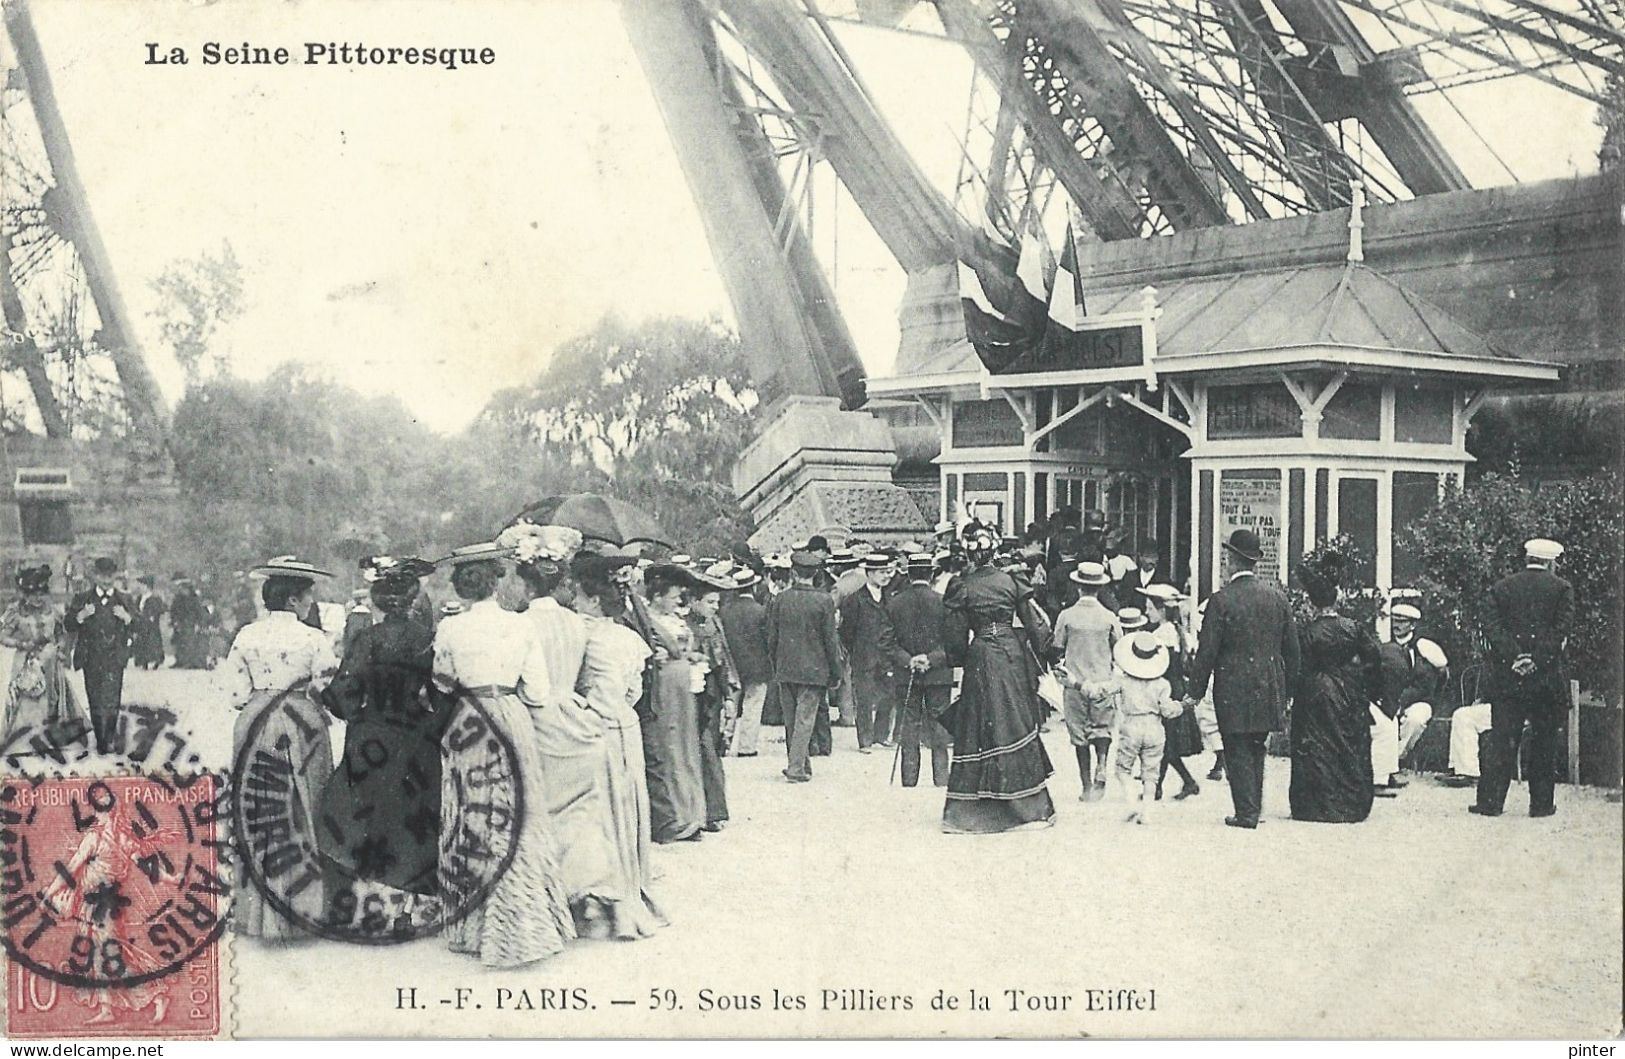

{"left": 1524, "top": 538, "right": 1564, "bottom": 561}
{"left": 934, "top": 520, "right": 955, "bottom": 534}
{"left": 1390, "top": 603, "right": 1422, "bottom": 621}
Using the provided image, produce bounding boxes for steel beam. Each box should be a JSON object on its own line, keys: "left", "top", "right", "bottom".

{"left": 5, "top": 0, "right": 167, "bottom": 453}
{"left": 620, "top": 0, "right": 858, "bottom": 402}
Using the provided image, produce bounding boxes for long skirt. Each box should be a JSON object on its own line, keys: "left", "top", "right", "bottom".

{"left": 232, "top": 687, "right": 333, "bottom": 941}
{"left": 533, "top": 695, "right": 620, "bottom": 906}
{"left": 0, "top": 645, "right": 88, "bottom": 745}
{"left": 441, "top": 692, "right": 575, "bottom": 967}
{"left": 1289, "top": 686, "right": 1375, "bottom": 824}
{"left": 942, "top": 625, "right": 1055, "bottom": 834}
{"left": 642, "top": 662, "right": 705, "bottom": 843}
{"left": 600, "top": 718, "right": 667, "bottom": 939}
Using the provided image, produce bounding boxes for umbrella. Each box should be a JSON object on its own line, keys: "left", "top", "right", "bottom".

{"left": 508, "top": 493, "right": 673, "bottom": 549}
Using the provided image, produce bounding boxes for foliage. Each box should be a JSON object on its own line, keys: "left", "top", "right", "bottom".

{"left": 148, "top": 243, "right": 244, "bottom": 385}
{"left": 1468, "top": 394, "right": 1625, "bottom": 477}
{"left": 1397, "top": 471, "right": 1623, "bottom": 702}
{"left": 478, "top": 314, "right": 762, "bottom": 555}
{"left": 1599, "top": 69, "right": 1624, "bottom": 171}
{"left": 481, "top": 314, "right": 758, "bottom": 485}
{"left": 1288, "top": 534, "right": 1382, "bottom": 629}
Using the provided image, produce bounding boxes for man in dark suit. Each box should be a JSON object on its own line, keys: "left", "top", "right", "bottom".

{"left": 767, "top": 552, "right": 843, "bottom": 783}
{"left": 1473, "top": 538, "right": 1574, "bottom": 818}
{"left": 64, "top": 556, "right": 137, "bottom": 754}
{"left": 839, "top": 554, "right": 902, "bottom": 753}
{"left": 886, "top": 554, "right": 953, "bottom": 787}
{"left": 1183, "top": 530, "right": 1299, "bottom": 829}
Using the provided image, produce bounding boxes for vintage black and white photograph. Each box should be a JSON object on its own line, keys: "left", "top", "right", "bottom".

{"left": 0, "top": 0, "right": 1620, "bottom": 1042}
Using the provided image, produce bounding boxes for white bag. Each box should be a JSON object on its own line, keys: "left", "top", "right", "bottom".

{"left": 1037, "top": 668, "right": 1065, "bottom": 713}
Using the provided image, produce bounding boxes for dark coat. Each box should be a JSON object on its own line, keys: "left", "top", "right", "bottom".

{"left": 719, "top": 596, "right": 772, "bottom": 686}
{"left": 1376, "top": 638, "right": 1447, "bottom": 718}
{"left": 766, "top": 584, "right": 842, "bottom": 687}
{"left": 885, "top": 581, "right": 953, "bottom": 687}
{"left": 1186, "top": 573, "right": 1300, "bottom": 734}
{"left": 1483, "top": 566, "right": 1574, "bottom": 710}
{"left": 838, "top": 584, "right": 901, "bottom": 679}
{"left": 64, "top": 587, "right": 136, "bottom": 671}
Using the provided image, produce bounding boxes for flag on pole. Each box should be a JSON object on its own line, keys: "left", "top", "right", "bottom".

{"left": 958, "top": 259, "right": 1029, "bottom": 371}
{"left": 1046, "top": 222, "right": 1086, "bottom": 334}
{"left": 1013, "top": 208, "right": 1055, "bottom": 335}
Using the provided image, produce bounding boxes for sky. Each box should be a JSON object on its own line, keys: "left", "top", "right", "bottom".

{"left": 19, "top": 0, "right": 1606, "bottom": 435}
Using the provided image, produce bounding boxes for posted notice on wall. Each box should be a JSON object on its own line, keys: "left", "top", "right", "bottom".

{"left": 1219, "top": 470, "right": 1282, "bottom": 582}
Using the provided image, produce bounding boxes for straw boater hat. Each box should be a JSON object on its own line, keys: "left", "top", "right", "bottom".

{"left": 1115, "top": 630, "right": 1170, "bottom": 681}
{"left": 438, "top": 542, "right": 515, "bottom": 567}
{"left": 249, "top": 555, "right": 334, "bottom": 580}
{"left": 790, "top": 550, "right": 823, "bottom": 573}
{"left": 1137, "top": 583, "right": 1186, "bottom": 606}
{"left": 860, "top": 554, "right": 892, "bottom": 572}
{"left": 1071, "top": 561, "right": 1110, "bottom": 586}
{"left": 906, "top": 552, "right": 935, "bottom": 576}
{"left": 1117, "top": 607, "right": 1147, "bottom": 631}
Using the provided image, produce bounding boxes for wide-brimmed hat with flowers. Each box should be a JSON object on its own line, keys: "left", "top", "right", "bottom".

{"left": 497, "top": 522, "right": 583, "bottom": 570}
{"left": 360, "top": 555, "right": 435, "bottom": 593}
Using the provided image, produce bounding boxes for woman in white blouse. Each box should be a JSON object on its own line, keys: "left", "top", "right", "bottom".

{"left": 219, "top": 557, "right": 338, "bottom": 942}
{"left": 433, "top": 544, "right": 575, "bottom": 968}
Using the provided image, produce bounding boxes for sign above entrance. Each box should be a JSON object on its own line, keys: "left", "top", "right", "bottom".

{"left": 991, "top": 321, "right": 1145, "bottom": 376}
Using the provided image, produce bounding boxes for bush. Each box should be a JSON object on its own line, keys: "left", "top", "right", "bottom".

{"left": 1396, "top": 471, "right": 1624, "bottom": 703}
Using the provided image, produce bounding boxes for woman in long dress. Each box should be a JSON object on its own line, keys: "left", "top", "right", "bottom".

{"left": 0, "top": 564, "right": 85, "bottom": 742}
{"left": 318, "top": 557, "right": 446, "bottom": 925}
{"left": 572, "top": 553, "right": 668, "bottom": 939}
{"left": 639, "top": 564, "right": 707, "bottom": 844}
{"left": 1141, "top": 587, "right": 1203, "bottom": 801}
{"left": 940, "top": 525, "right": 1057, "bottom": 834}
{"left": 433, "top": 545, "right": 575, "bottom": 967}
{"left": 504, "top": 524, "right": 622, "bottom": 927}
{"left": 1289, "top": 566, "right": 1384, "bottom": 824}
{"left": 220, "top": 558, "right": 339, "bottom": 940}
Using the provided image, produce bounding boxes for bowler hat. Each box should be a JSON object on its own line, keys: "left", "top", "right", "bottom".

{"left": 92, "top": 556, "right": 120, "bottom": 576}
{"left": 1223, "top": 529, "right": 1265, "bottom": 563}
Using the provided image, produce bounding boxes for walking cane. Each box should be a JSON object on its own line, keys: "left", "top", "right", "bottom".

{"left": 890, "top": 669, "right": 916, "bottom": 786}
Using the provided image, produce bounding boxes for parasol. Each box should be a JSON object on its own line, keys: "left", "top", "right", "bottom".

{"left": 507, "top": 493, "right": 673, "bottom": 549}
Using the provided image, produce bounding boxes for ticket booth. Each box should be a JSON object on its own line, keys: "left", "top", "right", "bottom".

{"left": 867, "top": 259, "right": 1559, "bottom": 599}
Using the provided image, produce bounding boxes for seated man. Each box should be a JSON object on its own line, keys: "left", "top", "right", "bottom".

{"left": 1441, "top": 700, "right": 1493, "bottom": 787}
{"left": 1373, "top": 602, "right": 1448, "bottom": 795}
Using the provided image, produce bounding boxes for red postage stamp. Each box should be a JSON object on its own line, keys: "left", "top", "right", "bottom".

{"left": 2, "top": 774, "right": 227, "bottom": 1039}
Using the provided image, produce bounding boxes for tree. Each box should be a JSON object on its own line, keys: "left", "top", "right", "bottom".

{"left": 483, "top": 315, "right": 758, "bottom": 484}
{"left": 148, "top": 243, "right": 244, "bottom": 386}
{"left": 480, "top": 315, "right": 761, "bottom": 554}
{"left": 1397, "top": 471, "right": 1623, "bottom": 702}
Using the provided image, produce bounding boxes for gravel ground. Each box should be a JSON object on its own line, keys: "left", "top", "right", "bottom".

{"left": 121, "top": 669, "right": 1622, "bottom": 1039}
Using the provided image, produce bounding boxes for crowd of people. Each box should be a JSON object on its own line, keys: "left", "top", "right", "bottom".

{"left": 0, "top": 505, "right": 1575, "bottom": 969}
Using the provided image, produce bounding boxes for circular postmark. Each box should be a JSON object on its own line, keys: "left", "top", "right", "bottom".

{"left": 228, "top": 667, "right": 525, "bottom": 945}
{"left": 0, "top": 771, "right": 229, "bottom": 991}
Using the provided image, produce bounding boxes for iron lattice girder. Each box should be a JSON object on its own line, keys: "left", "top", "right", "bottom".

{"left": 3, "top": 0, "right": 167, "bottom": 452}
{"left": 1248, "top": 0, "right": 1469, "bottom": 196}
{"left": 936, "top": 0, "right": 1148, "bottom": 239}
{"left": 716, "top": 0, "right": 968, "bottom": 271}
{"left": 992, "top": 0, "right": 1242, "bottom": 231}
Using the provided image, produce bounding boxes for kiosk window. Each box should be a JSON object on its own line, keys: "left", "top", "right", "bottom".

{"left": 1337, "top": 478, "right": 1378, "bottom": 584}
{"left": 1391, "top": 472, "right": 1439, "bottom": 584}
{"left": 1395, "top": 388, "right": 1453, "bottom": 443}
{"left": 1207, "top": 384, "right": 1299, "bottom": 439}
{"left": 1322, "top": 383, "right": 1382, "bottom": 440}
{"left": 951, "top": 400, "right": 1023, "bottom": 448}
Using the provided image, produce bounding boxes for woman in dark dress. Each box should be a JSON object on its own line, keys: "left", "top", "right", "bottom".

{"left": 1289, "top": 567, "right": 1384, "bottom": 823}
{"left": 319, "top": 556, "right": 448, "bottom": 915}
{"left": 940, "top": 524, "right": 1056, "bottom": 835}
{"left": 1143, "top": 587, "right": 1203, "bottom": 800}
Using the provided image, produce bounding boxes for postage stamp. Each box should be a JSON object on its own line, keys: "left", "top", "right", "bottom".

{"left": 2, "top": 773, "right": 227, "bottom": 1039}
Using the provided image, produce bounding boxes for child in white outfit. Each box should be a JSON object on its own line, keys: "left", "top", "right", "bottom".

{"left": 1113, "top": 630, "right": 1184, "bottom": 823}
